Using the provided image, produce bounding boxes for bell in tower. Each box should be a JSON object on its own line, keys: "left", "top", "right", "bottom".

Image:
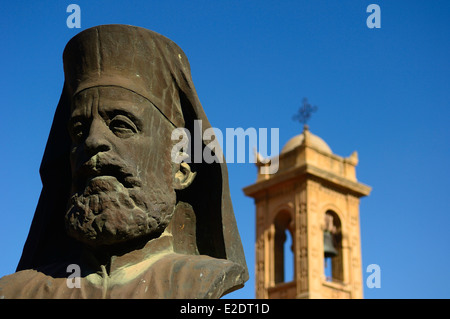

{"left": 323, "top": 231, "right": 338, "bottom": 258}
{"left": 323, "top": 214, "right": 338, "bottom": 258}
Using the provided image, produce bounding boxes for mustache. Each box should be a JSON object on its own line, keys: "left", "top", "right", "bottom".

{"left": 72, "top": 153, "right": 142, "bottom": 190}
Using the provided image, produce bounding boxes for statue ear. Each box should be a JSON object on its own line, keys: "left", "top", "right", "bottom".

{"left": 174, "top": 162, "right": 196, "bottom": 190}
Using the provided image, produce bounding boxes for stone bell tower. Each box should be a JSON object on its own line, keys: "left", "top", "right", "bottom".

{"left": 243, "top": 125, "right": 371, "bottom": 299}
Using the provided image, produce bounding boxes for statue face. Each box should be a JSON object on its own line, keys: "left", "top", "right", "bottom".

{"left": 65, "top": 86, "right": 177, "bottom": 247}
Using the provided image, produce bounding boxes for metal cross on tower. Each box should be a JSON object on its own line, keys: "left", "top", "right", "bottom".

{"left": 292, "top": 97, "right": 318, "bottom": 126}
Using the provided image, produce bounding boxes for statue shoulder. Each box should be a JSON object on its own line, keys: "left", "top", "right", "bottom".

{"left": 139, "top": 253, "right": 247, "bottom": 298}
{"left": 0, "top": 270, "right": 49, "bottom": 298}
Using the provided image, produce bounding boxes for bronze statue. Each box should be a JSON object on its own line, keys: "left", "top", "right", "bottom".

{"left": 0, "top": 25, "right": 248, "bottom": 298}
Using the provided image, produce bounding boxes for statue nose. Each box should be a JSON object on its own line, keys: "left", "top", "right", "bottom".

{"left": 84, "top": 119, "right": 111, "bottom": 157}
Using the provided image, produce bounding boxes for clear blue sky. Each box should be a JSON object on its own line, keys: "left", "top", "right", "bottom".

{"left": 0, "top": 1, "right": 449, "bottom": 299}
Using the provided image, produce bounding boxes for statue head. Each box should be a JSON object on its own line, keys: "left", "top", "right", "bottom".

{"left": 16, "top": 26, "right": 248, "bottom": 286}
{"left": 65, "top": 86, "right": 196, "bottom": 247}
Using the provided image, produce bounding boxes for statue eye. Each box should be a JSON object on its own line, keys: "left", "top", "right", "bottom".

{"left": 69, "top": 121, "right": 86, "bottom": 143}
{"left": 109, "top": 115, "right": 138, "bottom": 137}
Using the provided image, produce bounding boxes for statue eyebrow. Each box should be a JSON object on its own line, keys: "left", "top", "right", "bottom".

{"left": 68, "top": 114, "right": 87, "bottom": 126}
{"left": 67, "top": 109, "right": 142, "bottom": 130}
{"left": 113, "top": 87, "right": 177, "bottom": 129}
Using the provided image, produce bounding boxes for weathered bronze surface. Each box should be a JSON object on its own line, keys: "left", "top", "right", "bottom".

{"left": 0, "top": 25, "right": 248, "bottom": 298}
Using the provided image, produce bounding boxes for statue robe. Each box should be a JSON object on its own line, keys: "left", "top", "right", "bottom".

{"left": 0, "top": 203, "right": 246, "bottom": 299}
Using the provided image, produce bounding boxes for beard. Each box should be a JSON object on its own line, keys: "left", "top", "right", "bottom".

{"left": 65, "top": 175, "right": 175, "bottom": 247}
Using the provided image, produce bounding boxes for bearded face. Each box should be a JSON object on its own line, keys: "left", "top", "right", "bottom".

{"left": 65, "top": 86, "right": 177, "bottom": 247}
